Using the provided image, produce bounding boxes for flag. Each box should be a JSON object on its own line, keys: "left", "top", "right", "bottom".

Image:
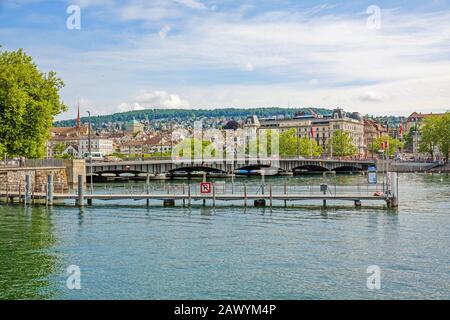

{"left": 399, "top": 122, "right": 403, "bottom": 137}
{"left": 309, "top": 126, "right": 314, "bottom": 138}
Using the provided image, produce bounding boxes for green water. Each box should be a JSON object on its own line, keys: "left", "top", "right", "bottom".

{"left": 0, "top": 173, "right": 449, "bottom": 299}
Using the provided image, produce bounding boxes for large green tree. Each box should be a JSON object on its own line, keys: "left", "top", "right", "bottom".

{"left": 419, "top": 119, "right": 439, "bottom": 159}
{"left": 0, "top": 48, "right": 67, "bottom": 158}
{"left": 279, "top": 128, "right": 322, "bottom": 157}
{"left": 328, "top": 130, "right": 357, "bottom": 157}
{"left": 420, "top": 113, "right": 450, "bottom": 162}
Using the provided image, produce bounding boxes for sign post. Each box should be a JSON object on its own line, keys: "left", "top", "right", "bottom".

{"left": 200, "top": 182, "right": 211, "bottom": 194}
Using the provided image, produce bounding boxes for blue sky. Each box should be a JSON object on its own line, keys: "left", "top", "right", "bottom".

{"left": 1, "top": 0, "right": 450, "bottom": 119}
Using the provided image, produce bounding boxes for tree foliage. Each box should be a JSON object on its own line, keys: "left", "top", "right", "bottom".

{"left": 0, "top": 48, "right": 67, "bottom": 158}
{"left": 279, "top": 128, "right": 322, "bottom": 157}
{"left": 328, "top": 130, "right": 357, "bottom": 157}
{"left": 372, "top": 135, "right": 403, "bottom": 157}
{"left": 420, "top": 113, "right": 450, "bottom": 162}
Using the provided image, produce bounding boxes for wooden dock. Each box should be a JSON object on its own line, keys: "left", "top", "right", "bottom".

{"left": 0, "top": 172, "right": 398, "bottom": 208}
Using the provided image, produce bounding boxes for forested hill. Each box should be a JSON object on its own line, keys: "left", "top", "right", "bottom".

{"left": 54, "top": 107, "right": 334, "bottom": 127}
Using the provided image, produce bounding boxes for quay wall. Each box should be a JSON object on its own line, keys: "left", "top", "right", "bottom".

{"left": 0, "top": 167, "right": 68, "bottom": 192}
{"left": 0, "top": 159, "right": 86, "bottom": 192}
{"left": 377, "top": 160, "right": 449, "bottom": 173}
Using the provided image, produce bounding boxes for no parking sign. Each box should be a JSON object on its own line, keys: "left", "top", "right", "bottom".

{"left": 200, "top": 182, "right": 212, "bottom": 194}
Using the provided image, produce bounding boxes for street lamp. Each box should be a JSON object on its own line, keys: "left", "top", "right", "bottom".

{"left": 86, "top": 111, "right": 93, "bottom": 195}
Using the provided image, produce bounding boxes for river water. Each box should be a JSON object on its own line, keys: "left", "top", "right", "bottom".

{"left": 0, "top": 173, "right": 449, "bottom": 300}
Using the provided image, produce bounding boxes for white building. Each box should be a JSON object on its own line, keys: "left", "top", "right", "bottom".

{"left": 78, "top": 137, "right": 114, "bottom": 157}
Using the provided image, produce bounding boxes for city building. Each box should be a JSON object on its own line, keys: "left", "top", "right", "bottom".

{"left": 78, "top": 137, "right": 114, "bottom": 157}
{"left": 125, "top": 118, "right": 144, "bottom": 134}
{"left": 364, "top": 119, "right": 387, "bottom": 158}
{"left": 252, "top": 108, "right": 365, "bottom": 156}
{"left": 406, "top": 111, "right": 446, "bottom": 157}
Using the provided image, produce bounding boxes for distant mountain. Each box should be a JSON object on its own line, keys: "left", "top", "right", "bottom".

{"left": 53, "top": 107, "right": 334, "bottom": 128}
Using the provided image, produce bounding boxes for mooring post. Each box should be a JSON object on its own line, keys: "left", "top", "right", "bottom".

{"left": 202, "top": 172, "right": 206, "bottom": 206}
{"left": 244, "top": 183, "right": 247, "bottom": 207}
{"left": 77, "top": 175, "right": 84, "bottom": 207}
{"left": 269, "top": 184, "right": 273, "bottom": 208}
{"left": 47, "top": 175, "right": 54, "bottom": 206}
{"left": 212, "top": 182, "right": 216, "bottom": 207}
{"left": 284, "top": 182, "right": 287, "bottom": 208}
{"left": 24, "top": 175, "right": 31, "bottom": 206}
{"left": 387, "top": 172, "right": 399, "bottom": 208}
{"left": 18, "top": 180, "right": 22, "bottom": 204}
{"left": 146, "top": 173, "right": 150, "bottom": 207}
{"left": 182, "top": 184, "right": 186, "bottom": 207}
{"left": 188, "top": 183, "right": 191, "bottom": 207}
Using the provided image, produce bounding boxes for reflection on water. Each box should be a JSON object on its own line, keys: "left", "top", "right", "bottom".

{"left": 0, "top": 173, "right": 449, "bottom": 300}
{"left": 0, "top": 206, "right": 58, "bottom": 299}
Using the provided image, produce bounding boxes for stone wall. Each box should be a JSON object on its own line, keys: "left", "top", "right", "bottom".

{"left": 0, "top": 167, "right": 68, "bottom": 192}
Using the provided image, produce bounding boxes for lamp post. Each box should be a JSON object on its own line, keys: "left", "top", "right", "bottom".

{"left": 86, "top": 111, "right": 93, "bottom": 196}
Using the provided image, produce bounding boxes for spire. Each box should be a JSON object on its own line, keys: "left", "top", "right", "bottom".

{"left": 76, "top": 102, "right": 80, "bottom": 129}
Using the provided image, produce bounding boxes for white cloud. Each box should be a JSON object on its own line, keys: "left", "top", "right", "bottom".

{"left": 117, "top": 90, "right": 190, "bottom": 112}
{"left": 173, "top": 0, "right": 207, "bottom": 10}
{"left": 14, "top": 3, "right": 450, "bottom": 118}
{"left": 358, "top": 91, "right": 389, "bottom": 103}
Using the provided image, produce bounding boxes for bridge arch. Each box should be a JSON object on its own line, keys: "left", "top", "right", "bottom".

{"left": 168, "top": 166, "right": 227, "bottom": 174}
{"left": 333, "top": 165, "right": 363, "bottom": 173}
{"left": 235, "top": 164, "right": 283, "bottom": 175}
{"left": 292, "top": 164, "right": 329, "bottom": 173}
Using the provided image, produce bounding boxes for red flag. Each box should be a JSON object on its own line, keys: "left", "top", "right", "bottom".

{"left": 399, "top": 122, "right": 403, "bottom": 136}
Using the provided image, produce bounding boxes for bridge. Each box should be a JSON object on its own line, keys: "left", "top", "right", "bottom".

{"left": 88, "top": 158, "right": 375, "bottom": 177}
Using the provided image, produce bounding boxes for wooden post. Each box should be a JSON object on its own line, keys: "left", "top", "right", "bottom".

{"left": 77, "top": 175, "right": 84, "bottom": 207}
{"left": 47, "top": 175, "right": 54, "bottom": 206}
{"left": 182, "top": 184, "right": 186, "bottom": 207}
{"left": 212, "top": 182, "right": 216, "bottom": 207}
{"left": 18, "top": 180, "right": 22, "bottom": 204}
{"left": 244, "top": 183, "right": 247, "bottom": 207}
{"left": 188, "top": 183, "right": 191, "bottom": 207}
{"left": 146, "top": 173, "right": 150, "bottom": 207}
{"left": 24, "top": 175, "right": 31, "bottom": 206}
{"left": 284, "top": 182, "right": 287, "bottom": 208}
{"left": 269, "top": 184, "right": 273, "bottom": 208}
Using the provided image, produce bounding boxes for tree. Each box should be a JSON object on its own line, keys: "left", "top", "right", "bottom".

{"left": 436, "top": 113, "right": 450, "bottom": 162}
{"left": 372, "top": 135, "right": 403, "bottom": 157}
{"left": 419, "top": 119, "right": 439, "bottom": 159}
{"left": 420, "top": 113, "right": 450, "bottom": 162}
{"left": 279, "top": 128, "right": 322, "bottom": 157}
{"left": 328, "top": 130, "right": 357, "bottom": 157}
{"left": 0, "top": 48, "right": 67, "bottom": 158}
{"left": 52, "top": 142, "right": 66, "bottom": 156}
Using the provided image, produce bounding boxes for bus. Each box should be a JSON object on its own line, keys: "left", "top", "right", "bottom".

{"left": 84, "top": 152, "right": 104, "bottom": 161}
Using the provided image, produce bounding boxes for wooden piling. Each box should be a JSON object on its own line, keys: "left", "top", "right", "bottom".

{"left": 24, "top": 175, "right": 31, "bottom": 206}
{"left": 244, "top": 183, "right": 247, "bottom": 207}
{"left": 212, "top": 183, "right": 216, "bottom": 207}
{"left": 47, "top": 175, "right": 54, "bottom": 206}
{"left": 146, "top": 173, "right": 150, "bottom": 207}
{"left": 284, "top": 182, "right": 287, "bottom": 208}
{"left": 77, "top": 175, "right": 84, "bottom": 207}
{"left": 188, "top": 184, "right": 191, "bottom": 207}
{"left": 269, "top": 184, "right": 273, "bottom": 208}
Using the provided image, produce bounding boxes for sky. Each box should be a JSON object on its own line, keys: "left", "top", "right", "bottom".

{"left": 1, "top": 0, "right": 450, "bottom": 120}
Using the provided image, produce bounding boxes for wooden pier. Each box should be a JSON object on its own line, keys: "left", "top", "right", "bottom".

{"left": 0, "top": 174, "right": 399, "bottom": 209}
